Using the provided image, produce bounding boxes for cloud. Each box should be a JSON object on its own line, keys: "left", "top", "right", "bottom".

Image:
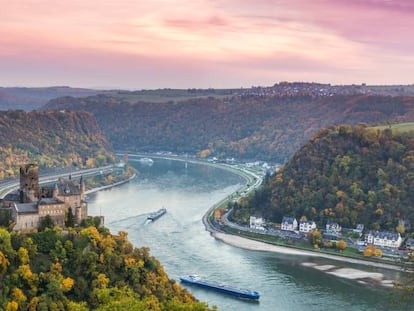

{"left": 1, "top": 0, "right": 413, "bottom": 87}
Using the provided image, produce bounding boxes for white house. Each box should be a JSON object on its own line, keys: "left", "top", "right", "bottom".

{"left": 326, "top": 220, "right": 341, "bottom": 234}
{"left": 281, "top": 216, "right": 298, "bottom": 231}
{"left": 250, "top": 216, "right": 265, "bottom": 230}
{"left": 364, "top": 231, "right": 402, "bottom": 248}
{"left": 353, "top": 224, "right": 364, "bottom": 234}
{"left": 405, "top": 238, "right": 414, "bottom": 250}
{"left": 299, "top": 220, "right": 317, "bottom": 233}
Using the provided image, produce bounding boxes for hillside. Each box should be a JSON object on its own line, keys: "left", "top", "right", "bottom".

{"left": 0, "top": 110, "right": 114, "bottom": 179}
{"left": 0, "top": 86, "right": 237, "bottom": 112}
{"left": 0, "top": 226, "right": 212, "bottom": 310}
{"left": 4, "top": 83, "right": 414, "bottom": 112}
{"left": 44, "top": 94, "right": 414, "bottom": 163}
{"left": 0, "top": 87, "right": 114, "bottom": 111}
{"left": 230, "top": 124, "right": 414, "bottom": 232}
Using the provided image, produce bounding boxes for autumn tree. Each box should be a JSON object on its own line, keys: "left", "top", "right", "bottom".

{"left": 396, "top": 224, "right": 405, "bottom": 235}
{"left": 0, "top": 225, "right": 213, "bottom": 310}
{"left": 309, "top": 230, "right": 322, "bottom": 249}
{"left": 363, "top": 245, "right": 382, "bottom": 257}
{"left": 363, "top": 245, "right": 375, "bottom": 257}
{"left": 336, "top": 240, "right": 347, "bottom": 252}
{"left": 0, "top": 251, "right": 9, "bottom": 274}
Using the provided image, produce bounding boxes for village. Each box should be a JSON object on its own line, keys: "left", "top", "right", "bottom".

{"left": 215, "top": 210, "right": 413, "bottom": 262}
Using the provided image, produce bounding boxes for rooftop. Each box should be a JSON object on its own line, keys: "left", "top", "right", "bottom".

{"left": 14, "top": 202, "right": 38, "bottom": 214}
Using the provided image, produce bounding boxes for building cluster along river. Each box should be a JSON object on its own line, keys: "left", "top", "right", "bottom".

{"left": 88, "top": 156, "right": 410, "bottom": 311}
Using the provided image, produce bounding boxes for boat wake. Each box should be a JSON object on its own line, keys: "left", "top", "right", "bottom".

{"left": 107, "top": 213, "right": 148, "bottom": 226}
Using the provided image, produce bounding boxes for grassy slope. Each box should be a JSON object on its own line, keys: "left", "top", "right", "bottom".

{"left": 373, "top": 122, "right": 414, "bottom": 133}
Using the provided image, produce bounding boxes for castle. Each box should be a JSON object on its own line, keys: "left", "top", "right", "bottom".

{"left": 2, "top": 163, "right": 88, "bottom": 230}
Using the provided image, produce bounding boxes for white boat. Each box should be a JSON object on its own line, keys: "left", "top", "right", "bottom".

{"left": 139, "top": 157, "right": 154, "bottom": 165}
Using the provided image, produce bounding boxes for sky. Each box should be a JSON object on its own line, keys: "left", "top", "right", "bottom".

{"left": 1, "top": 0, "right": 414, "bottom": 89}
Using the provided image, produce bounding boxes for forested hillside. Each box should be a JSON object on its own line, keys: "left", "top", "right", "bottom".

{"left": 0, "top": 110, "right": 114, "bottom": 179}
{"left": 231, "top": 125, "right": 414, "bottom": 232}
{"left": 0, "top": 226, "right": 212, "bottom": 310}
{"left": 0, "top": 87, "right": 110, "bottom": 111}
{"left": 44, "top": 94, "right": 414, "bottom": 162}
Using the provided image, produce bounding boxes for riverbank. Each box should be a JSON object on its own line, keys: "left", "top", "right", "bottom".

{"left": 212, "top": 231, "right": 401, "bottom": 288}
{"left": 212, "top": 231, "right": 403, "bottom": 271}
{"left": 85, "top": 173, "right": 137, "bottom": 195}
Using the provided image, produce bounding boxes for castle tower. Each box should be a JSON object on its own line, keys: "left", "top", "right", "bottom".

{"left": 19, "top": 163, "right": 40, "bottom": 202}
{"left": 79, "top": 176, "right": 86, "bottom": 198}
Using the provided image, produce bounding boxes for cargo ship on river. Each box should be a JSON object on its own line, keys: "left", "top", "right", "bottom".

{"left": 179, "top": 275, "right": 260, "bottom": 300}
{"left": 147, "top": 208, "right": 167, "bottom": 221}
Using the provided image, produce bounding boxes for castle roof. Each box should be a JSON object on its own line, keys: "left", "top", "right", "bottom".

{"left": 56, "top": 178, "right": 80, "bottom": 196}
{"left": 3, "top": 192, "right": 20, "bottom": 202}
{"left": 39, "top": 197, "right": 64, "bottom": 205}
{"left": 14, "top": 202, "right": 38, "bottom": 214}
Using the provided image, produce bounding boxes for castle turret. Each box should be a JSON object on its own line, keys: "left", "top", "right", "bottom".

{"left": 79, "top": 176, "right": 86, "bottom": 196}
{"left": 19, "top": 163, "right": 39, "bottom": 202}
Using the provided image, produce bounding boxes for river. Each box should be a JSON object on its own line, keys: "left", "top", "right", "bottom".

{"left": 87, "top": 157, "right": 410, "bottom": 311}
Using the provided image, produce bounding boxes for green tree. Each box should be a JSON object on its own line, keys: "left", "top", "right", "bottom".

{"left": 39, "top": 215, "right": 54, "bottom": 231}
{"left": 22, "top": 237, "right": 37, "bottom": 258}
{"left": 0, "top": 228, "right": 16, "bottom": 261}
{"left": 0, "top": 209, "right": 12, "bottom": 227}
{"left": 65, "top": 207, "right": 75, "bottom": 228}
{"left": 50, "top": 240, "right": 67, "bottom": 263}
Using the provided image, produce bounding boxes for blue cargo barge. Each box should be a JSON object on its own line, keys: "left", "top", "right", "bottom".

{"left": 179, "top": 275, "right": 260, "bottom": 300}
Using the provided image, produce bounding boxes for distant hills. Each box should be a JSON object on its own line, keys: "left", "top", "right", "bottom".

{"left": 3, "top": 83, "right": 414, "bottom": 112}
{"left": 231, "top": 124, "right": 414, "bottom": 232}
{"left": 3, "top": 82, "right": 414, "bottom": 172}
{"left": 0, "top": 86, "right": 234, "bottom": 111}
{"left": 0, "top": 86, "right": 112, "bottom": 111}
{"left": 44, "top": 92, "right": 414, "bottom": 163}
{"left": 0, "top": 110, "right": 114, "bottom": 178}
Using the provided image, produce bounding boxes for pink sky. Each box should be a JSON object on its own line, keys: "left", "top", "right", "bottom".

{"left": 1, "top": 0, "right": 413, "bottom": 89}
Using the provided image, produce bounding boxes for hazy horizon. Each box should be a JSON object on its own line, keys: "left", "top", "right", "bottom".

{"left": 2, "top": 82, "right": 414, "bottom": 92}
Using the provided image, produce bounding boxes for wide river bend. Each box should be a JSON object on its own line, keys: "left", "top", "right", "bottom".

{"left": 88, "top": 157, "right": 409, "bottom": 311}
